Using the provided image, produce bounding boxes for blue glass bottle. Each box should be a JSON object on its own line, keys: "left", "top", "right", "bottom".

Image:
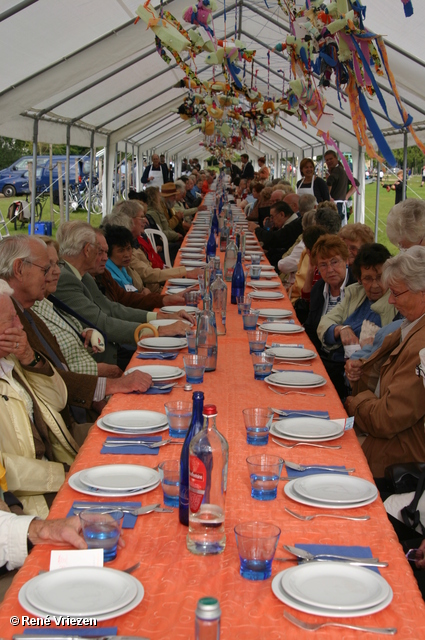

{"left": 211, "top": 208, "right": 219, "bottom": 235}
{"left": 206, "top": 228, "right": 217, "bottom": 261}
{"left": 179, "top": 391, "right": 204, "bottom": 526}
{"left": 231, "top": 251, "right": 245, "bottom": 304}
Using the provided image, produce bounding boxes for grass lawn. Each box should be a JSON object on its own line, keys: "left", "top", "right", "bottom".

{"left": 1, "top": 176, "right": 424, "bottom": 251}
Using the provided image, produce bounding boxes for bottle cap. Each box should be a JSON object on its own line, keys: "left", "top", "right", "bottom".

{"left": 195, "top": 597, "right": 221, "bottom": 620}
{"left": 203, "top": 404, "right": 217, "bottom": 416}
{"left": 193, "top": 391, "right": 204, "bottom": 400}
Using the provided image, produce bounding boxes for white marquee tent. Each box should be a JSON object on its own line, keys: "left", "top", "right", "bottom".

{"left": 0, "top": 0, "right": 424, "bottom": 222}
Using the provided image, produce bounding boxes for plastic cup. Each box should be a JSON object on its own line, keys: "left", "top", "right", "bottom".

{"left": 234, "top": 522, "right": 281, "bottom": 580}
{"left": 247, "top": 330, "right": 268, "bottom": 353}
{"left": 185, "top": 327, "right": 197, "bottom": 354}
{"left": 250, "top": 254, "right": 262, "bottom": 265}
{"left": 251, "top": 352, "right": 275, "bottom": 380}
{"left": 185, "top": 291, "right": 201, "bottom": 307}
{"left": 79, "top": 510, "right": 124, "bottom": 562}
{"left": 158, "top": 460, "right": 180, "bottom": 508}
{"left": 237, "top": 295, "right": 252, "bottom": 315}
{"left": 246, "top": 454, "right": 284, "bottom": 501}
{"left": 164, "top": 400, "right": 193, "bottom": 438}
{"left": 242, "top": 408, "right": 273, "bottom": 446}
{"left": 183, "top": 354, "right": 207, "bottom": 384}
{"left": 250, "top": 265, "right": 262, "bottom": 280}
{"left": 242, "top": 310, "right": 260, "bottom": 330}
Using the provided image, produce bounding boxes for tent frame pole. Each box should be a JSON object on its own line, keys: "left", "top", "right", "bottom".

{"left": 374, "top": 161, "right": 381, "bottom": 242}
{"left": 87, "top": 130, "right": 95, "bottom": 223}
{"left": 65, "top": 125, "right": 70, "bottom": 221}
{"left": 29, "top": 118, "right": 38, "bottom": 235}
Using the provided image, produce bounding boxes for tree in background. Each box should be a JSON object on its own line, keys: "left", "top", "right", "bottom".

{"left": 0, "top": 137, "right": 31, "bottom": 170}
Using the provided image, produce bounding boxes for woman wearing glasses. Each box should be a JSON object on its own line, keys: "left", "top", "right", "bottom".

{"left": 345, "top": 246, "right": 425, "bottom": 478}
{"left": 316, "top": 243, "right": 396, "bottom": 398}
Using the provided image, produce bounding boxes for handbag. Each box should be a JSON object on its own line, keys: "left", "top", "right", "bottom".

{"left": 384, "top": 462, "right": 425, "bottom": 493}
{"left": 401, "top": 469, "right": 425, "bottom": 536}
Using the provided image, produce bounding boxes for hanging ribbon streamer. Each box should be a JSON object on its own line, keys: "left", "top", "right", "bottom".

{"left": 400, "top": 0, "right": 414, "bottom": 17}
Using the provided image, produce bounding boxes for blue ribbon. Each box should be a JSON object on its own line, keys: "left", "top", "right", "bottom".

{"left": 357, "top": 87, "right": 397, "bottom": 166}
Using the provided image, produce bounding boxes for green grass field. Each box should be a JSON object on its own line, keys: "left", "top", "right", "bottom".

{"left": 1, "top": 176, "right": 424, "bottom": 250}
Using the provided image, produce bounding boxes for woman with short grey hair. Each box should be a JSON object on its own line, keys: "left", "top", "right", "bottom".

{"left": 386, "top": 199, "right": 425, "bottom": 249}
{"left": 345, "top": 245, "right": 425, "bottom": 478}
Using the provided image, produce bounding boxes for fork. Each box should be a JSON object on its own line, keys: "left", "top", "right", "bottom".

{"left": 284, "top": 507, "right": 370, "bottom": 521}
{"left": 268, "top": 386, "right": 326, "bottom": 397}
{"left": 273, "top": 361, "right": 312, "bottom": 367}
{"left": 283, "top": 611, "right": 397, "bottom": 635}
{"left": 272, "top": 438, "right": 341, "bottom": 450}
{"left": 273, "top": 409, "right": 328, "bottom": 419}
{"left": 103, "top": 439, "right": 182, "bottom": 449}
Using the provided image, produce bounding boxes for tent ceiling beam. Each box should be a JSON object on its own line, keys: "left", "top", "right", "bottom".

{"left": 131, "top": 114, "right": 182, "bottom": 143}
{"left": 0, "top": 0, "right": 38, "bottom": 22}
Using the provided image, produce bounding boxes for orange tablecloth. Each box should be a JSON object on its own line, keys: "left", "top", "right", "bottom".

{"left": 1, "top": 231, "right": 425, "bottom": 639}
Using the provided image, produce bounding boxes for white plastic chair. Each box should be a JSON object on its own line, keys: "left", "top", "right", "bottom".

{"left": 145, "top": 228, "right": 172, "bottom": 268}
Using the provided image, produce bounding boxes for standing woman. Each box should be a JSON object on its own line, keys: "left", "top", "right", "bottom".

{"left": 257, "top": 157, "right": 270, "bottom": 182}
{"left": 297, "top": 158, "right": 330, "bottom": 203}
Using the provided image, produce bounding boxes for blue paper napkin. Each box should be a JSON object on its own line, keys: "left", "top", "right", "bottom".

{"left": 68, "top": 501, "right": 142, "bottom": 528}
{"left": 23, "top": 628, "right": 117, "bottom": 637}
{"left": 286, "top": 464, "right": 348, "bottom": 478}
{"left": 145, "top": 386, "right": 173, "bottom": 395}
{"left": 101, "top": 435, "right": 162, "bottom": 455}
{"left": 137, "top": 352, "right": 178, "bottom": 360}
{"left": 274, "top": 409, "right": 330, "bottom": 419}
{"left": 295, "top": 543, "right": 380, "bottom": 573}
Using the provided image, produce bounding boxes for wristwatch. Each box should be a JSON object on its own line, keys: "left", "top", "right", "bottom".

{"left": 27, "top": 352, "right": 42, "bottom": 367}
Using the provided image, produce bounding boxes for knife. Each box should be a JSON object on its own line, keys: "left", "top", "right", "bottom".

{"left": 14, "top": 636, "right": 150, "bottom": 640}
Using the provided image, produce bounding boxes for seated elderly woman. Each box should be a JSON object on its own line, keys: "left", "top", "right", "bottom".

{"left": 103, "top": 224, "right": 142, "bottom": 293}
{"left": 304, "top": 235, "right": 357, "bottom": 352}
{"left": 0, "top": 281, "right": 78, "bottom": 518}
{"left": 345, "top": 246, "right": 425, "bottom": 478}
{"left": 338, "top": 223, "right": 375, "bottom": 267}
{"left": 386, "top": 198, "right": 425, "bottom": 250}
{"left": 317, "top": 243, "right": 396, "bottom": 398}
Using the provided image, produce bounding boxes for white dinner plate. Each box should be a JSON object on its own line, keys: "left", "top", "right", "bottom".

{"left": 79, "top": 464, "right": 159, "bottom": 492}
{"left": 97, "top": 419, "right": 169, "bottom": 436}
{"left": 166, "top": 287, "right": 186, "bottom": 294}
{"left": 180, "top": 246, "right": 203, "bottom": 252}
{"left": 248, "top": 291, "right": 284, "bottom": 300}
{"left": 149, "top": 318, "right": 191, "bottom": 328}
{"left": 137, "top": 338, "right": 187, "bottom": 351}
{"left": 24, "top": 566, "right": 138, "bottom": 616}
{"left": 269, "top": 423, "right": 344, "bottom": 444}
{"left": 168, "top": 278, "right": 198, "bottom": 286}
{"left": 247, "top": 281, "right": 280, "bottom": 289}
{"left": 280, "top": 562, "right": 391, "bottom": 611}
{"left": 257, "top": 308, "right": 292, "bottom": 318}
{"left": 272, "top": 570, "right": 392, "bottom": 618}
{"left": 258, "top": 264, "right": 275, "bottom": 270}
{"left": 69, "top": 470, "right": 160, "bottom": 497}
{"left": 266, "top": 372, "right": 326, "bottom": 389}
{"left": 102, "top": 409, "right": 168, "bottom": 430}
{"left": 259, "top": 322, "right": 304, "bottom": 334}
{"left": 161, "top": 305, "right": 199, "bottom": 314}
{"left": 273, "top": 417, "right": 344, "bottom": 440}
{"left": 284, "top": 478, "right": 378, "bottom": 509}
{"left": 181, "top": 260, "right": 207, "bottom": 267}
{"left": 265, "top": 346, "right": 316, "bottom": 360}
{"left": 19, "top": 567, "right": 144, "bottom": 621}
{"left": 125, "top": 365, "right": 185, "bottom": 380}
{"left": 181, "top": 252, "right": 205, "bottom": 259}
{"left": 293, "top": 474, "right": 378, "bottom": 505}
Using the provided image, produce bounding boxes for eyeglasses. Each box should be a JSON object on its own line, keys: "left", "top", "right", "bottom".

{"left": 317, "top": 258, "right": 344, "bottom": 271}
{"left": 361, "top": 274, "right": 382, "bottom": 285}
{"left": 23, "top": 260, "right": 51, "bottom": 276}
{"left": 389, "top": 288, "right": 410, "bottom": 298}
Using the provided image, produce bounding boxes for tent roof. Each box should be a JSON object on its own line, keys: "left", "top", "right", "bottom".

{"left": 0, "top": 0, "right": 424, "bottom": 158}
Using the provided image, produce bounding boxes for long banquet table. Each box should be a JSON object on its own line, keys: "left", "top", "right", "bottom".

{"left": 1, "top": 219, "right": 425, "bottom": 640}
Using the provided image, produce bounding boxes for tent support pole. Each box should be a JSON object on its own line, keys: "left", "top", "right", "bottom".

{"left": 136, "top": 147, "right": 142, "bottom": 188}
{"left": 355, "top": 145, "right": 365, "bottom": 223}
{"left": 374, "top": 161, "right": 381, "bottom": 242}
{"left": 65, "top": 125, "right": 71, "bottom": 221}
{"left": 29, "top": 119, "right": 38, "bottom": 235}
{"left": 285, "top": 150, "right": 288, "bottom": 180}
{"left": 124, "top": 142, "right": 128, "bottom": 199}
{"left": 87, "top": 130, "right": 95, "bottom": 223}
{"left": 402, "top": 130, "right": 408, "bottom": 201}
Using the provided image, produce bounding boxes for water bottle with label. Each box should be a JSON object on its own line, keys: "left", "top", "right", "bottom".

{"left": 211, "top": 269, "right": 227, "bottom": 336}
{"left": 223, "top": 236, "right": 237, "bottom": 282}
{"left": 187, "top": 405, "right": 229, "bottom": 555}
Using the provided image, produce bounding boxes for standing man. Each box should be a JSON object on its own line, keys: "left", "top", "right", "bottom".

{"left": 141, "top": 154, "right": 170, "bottom": 187}
{"left": 240, "top": 153, "right": 255, "bottom": 180}
{"left": 324, "top": 150, "right": 359, "bottom": 222}
{"left": 225, "top": 159, "right": 241, "bottom": 183}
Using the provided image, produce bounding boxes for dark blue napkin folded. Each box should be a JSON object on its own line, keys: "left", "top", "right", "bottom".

{"left": 274, "top": 409, "right": 329, "bottom": 419}
{"left": 101, "top": 435, "right": 163, "bottom": 455}
{"left": 296, "top": 543, "right": 379, "bottom": 573}
{"left": 145, "top": 386, "right": 173, "bottom": 395}
{"left": 67, "top": 501, "right": 141, "bottom": 528}
{"left": 286, "top": 464, "right": 348, "bottom": 478}
{"left": 23, "top": 628, "right": 117, "bottom": 636}
{"left": 137, "top": 352, "right": 178, "bottom": 360}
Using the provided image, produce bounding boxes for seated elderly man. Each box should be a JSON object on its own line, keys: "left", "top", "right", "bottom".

{"left": 55, "top": 221, "right": 191, "bottom": 369}
{"left": 0, "top": 236, "right": 153, "bottom": 433}
{"left": 317, "top": 243, "right": 396, "bottom": 398}
{"left": 109, "top": 200, "right": 203, "bottom": 293}
{"left": 345, "top": 246, "right": 425, "bottom": 478}
{"left": 0, "top": 280, "right": 78, "bottom": 517}
{"left": 250, "top": 201, "right": 300, "bottom": 269}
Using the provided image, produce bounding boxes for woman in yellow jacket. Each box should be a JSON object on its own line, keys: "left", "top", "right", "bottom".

{"left": 0, "top": 283, "right": 78, "bottom": 518}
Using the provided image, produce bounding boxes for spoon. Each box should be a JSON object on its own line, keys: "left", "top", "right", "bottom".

{"left": 283, "top": 460, "right": 355, "bottom": 473}
{"left": 268, "top": 386, "right": 326, "bottom": 397}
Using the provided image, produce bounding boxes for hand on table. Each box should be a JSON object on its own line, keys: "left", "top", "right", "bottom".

{"left": 158, "top": 321, "right": 191, "bottom": 337}
{"left": 162, "top": 294, "right": 186, "bottom": 306}
{"left": 28, "top": 516, "right": 87, "bottom": 550}
{"left": 105, "top": 371, "right": 152, "bottom": 395}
